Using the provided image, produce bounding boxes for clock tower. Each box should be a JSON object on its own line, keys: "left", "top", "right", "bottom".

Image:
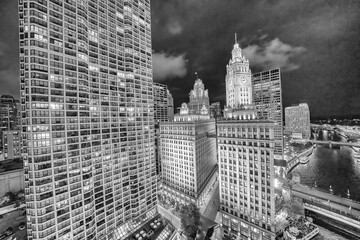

{"left": 225, "top": 33, "right": 253, "bottom": 108}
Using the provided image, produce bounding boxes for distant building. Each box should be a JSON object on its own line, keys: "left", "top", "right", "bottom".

{"left": 252, "top": 69, "right": 283, "bottom": 159}
{"left": 2, "top": 130, "right": 22, "bottom": 160}
{"left": 217, "top": 119, "right": 276, "bottom": 240}
{"left": 160, "top": 119, "right": 217, "bottom": 206}
{"left": 154, "top": 82, "right": 170, "bottom": 123}
{"left": 0, "top": 95, "right": 21, "bottom": 158}
{"left": 285, "top": 103, "right": 311, "bottom": 139}
{"left": 167, "top": 90, "right": 174, "bottom": 121}
{"left": 210, "top": 102, "right": 222, "bottom": 119}
{"left": 153, "top": 83, "right": 174, "bottom": 175}
{"left": 188, "top": 76, "right": 210, "bottom": 115}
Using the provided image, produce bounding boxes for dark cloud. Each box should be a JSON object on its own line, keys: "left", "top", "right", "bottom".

{"left": 151, "top": 0, "right": 360, "bottom": 118}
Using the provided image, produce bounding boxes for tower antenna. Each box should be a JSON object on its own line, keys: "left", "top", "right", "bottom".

{"left": 235, "top": 33, "right": 237, "bottom": 44}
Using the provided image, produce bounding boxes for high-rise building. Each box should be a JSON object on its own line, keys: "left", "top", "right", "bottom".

{"left": 285, "top": 103, "right": 311, "bottom": 139}
{"left": 153, "top": 83, "right": 174, "bottom": 175}
{"left": 188, "top": 76, "right": 210, "bottom": 115}
{"left": 160, "top": 119, "right": 217, "bottom": 206}
{"left": 2, "top": 130, "right": 22, "bottom": 160}
{"left": 18, "top": 1, "right": 157, "bottom": 239}
{"left": 224, "top": 35, "right": 257, "bottom": 120}
{"left": 252, "top": 69, "right": 283, "bottom": 159}
{"left": 217, "top": 120, "right": 276, "bottom": 240}
{"left": 167, "top": 89, "right": 174, "bottom": 121}
{"left": 225, "top": 35, "right": 253, "bottom": 108}
{"left": 159, "top": 78, "right": 217, "bottom": 206}
{"left": 153, "top": 82, "right": 169, "bottom": 123}
{"left": 0, "top": 95, "right": 21, "bottom": 157}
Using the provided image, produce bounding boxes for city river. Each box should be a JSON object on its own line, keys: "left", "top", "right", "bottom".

{"left": 292, "top": 130, "right": 360, "bottom": 202}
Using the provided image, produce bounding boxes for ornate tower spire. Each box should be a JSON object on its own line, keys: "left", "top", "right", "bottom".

{"left": 235, "top": 32, "right": 237, "bottom": 44}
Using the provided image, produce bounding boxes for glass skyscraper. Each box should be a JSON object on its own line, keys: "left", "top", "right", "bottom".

{"left": 252, "top": 69, "right": 283, "bottom": 159}
{"left": 18, "top": 0, "right": 157, "bottom": 239}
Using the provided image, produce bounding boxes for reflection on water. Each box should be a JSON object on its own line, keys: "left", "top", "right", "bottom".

{"left": 293, "top": 130, "right": 360, "bottom": 201}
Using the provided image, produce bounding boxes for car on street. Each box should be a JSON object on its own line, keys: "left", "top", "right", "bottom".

{"left": 19, "top": 222, "right": 26, "bottom": 230}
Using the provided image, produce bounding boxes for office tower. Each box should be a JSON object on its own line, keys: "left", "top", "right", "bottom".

{"left": 153, "top": 83, "right": 174, "bottom": 175}
{"left": 285, "top": 103, "right": 311, "bottom": 139}
{"left": 217, "top": 120, "right": 276, "bottom": 240}
{"left": 225, "top": 35, "right": 252, "bottom": 108}
{"left": 188, "top": 76, "right": 210, "bottom": 115}
{"left": 210, "top": 102, "right": 222, "bottom": 119}
{"left": 18, "top": 1, "right": 157, "bottom": 239}
{"left": 167, "top": 89, "right": 174, "bottom": 121}
{"left": 224, "top": 35, "right": 257, "bottom": 120}
{"left": 159, "top": 78, "right": 217, "bottom": 206}
{"left": 2, "top": 130, "right": 22, "bottom": 160}
{"left": 160, "top": 119, "right": 217, "bottom": 206}
{"left": 252, "top": 69, "right": 283, "bottom": 159}
{"left": 153, "top": 82, "right": 169, "bottom": 123}
{"left": 0, "top": 95, "right": 21, "bottom": 155}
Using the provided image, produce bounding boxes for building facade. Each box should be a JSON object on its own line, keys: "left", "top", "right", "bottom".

{"left": 153, "top": 82, "right": 169, "bottom": 123}
{"left": 2, "top": 130, "right": 22, "bottom": 160}
{"left": 285, "top": 103, "right": 311, "bottom": 139}
{"left": 252, "top": 69, "right": 283, "bottom": 159}
{"left": 167, "top": 89, "right": 174, "bottom": 121}
{"left": 210, "top": 102, "right": 222, "bottom": 119}
{"left": 0, "top": 95, "right": 21, "bottom": 155}
{"left": 18, "top": 1, "right": 157, "bottom": 239}
{"left": 160, "top": 120, "right": 217, "bottom": 206}
{"left": 217, "top": 120, "right": 276, "bottom": 240}
{"left": 225, "top": 36, "right": 253, "bottom": 109}
{"left": 188, "top": 77, "right": 210, "bottom": 115}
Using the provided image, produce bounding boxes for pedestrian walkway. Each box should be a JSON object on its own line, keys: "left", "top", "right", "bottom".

{"left": 0, "top": 203, "right": 26, "bottom": 215}
{"left": 200, "top": 182, "right": 219, "bottom": 216}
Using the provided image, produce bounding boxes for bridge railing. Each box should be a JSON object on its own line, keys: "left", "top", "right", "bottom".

{"left": 303, "top": 199, "right": 360, "bottom": 221}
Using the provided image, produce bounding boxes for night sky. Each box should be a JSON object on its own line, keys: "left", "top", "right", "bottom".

{"left": 0, "top": 0, "right": 360, "bottom": 118}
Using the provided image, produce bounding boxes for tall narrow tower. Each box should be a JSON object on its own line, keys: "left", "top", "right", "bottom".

{"left": 225, "top": 34, "right": 253, "bottom": 108}
{"left": 18, "top": 1, "right": 157, "bottom": 239}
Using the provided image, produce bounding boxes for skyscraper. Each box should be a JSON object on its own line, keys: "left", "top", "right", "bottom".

{"left": 252, "top": 69, "right": 283, "bottom": 159}
{"left": 217, "top": 120, "right": 276, "bottom": 240}
{"left": 225, "top": 35, "right": 253, "bottom": 108}
{"left": 285, "top": 103, "right": 311, "bottom": 139}
{"left": 159, "top": 78, "right": 217, "bottom": 206}
{"left": 160, "top": 119, "right": 217, "bottom": 206}
{"left": 0, "top": 95, "right": 21, "bottom": 156}
{"left": 18, "top": 1, "right": 156, "bottom": 239}
{"left": 153, "top": 82, "right": 169, "bottom": 123}
{"left": 167, "top": 89, "right": 174, "bottom": 121}
{"left": 224, "top": 35, "right": 257, "bottom": 120}
{"left": 153, "top": 83, "right": 174, "bottom": 175}
{"left": 219, "top": 36, "right": 276, "bottom": 240}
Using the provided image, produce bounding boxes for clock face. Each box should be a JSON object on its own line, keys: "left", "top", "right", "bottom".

{"left": 241, "top": 76, "right": 246, "bottom": 84}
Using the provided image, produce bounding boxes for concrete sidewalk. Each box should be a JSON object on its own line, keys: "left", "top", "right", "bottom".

{"left": 0, "top": 203, "right": 26, "bottom": 215}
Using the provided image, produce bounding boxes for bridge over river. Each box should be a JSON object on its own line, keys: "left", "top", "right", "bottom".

{"left": 284, "top": 182, "right": 360, "bottom": 234}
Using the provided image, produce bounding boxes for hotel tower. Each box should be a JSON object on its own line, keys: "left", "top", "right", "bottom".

{"left": 18, "top": 0, "right": 157, "bottom": 239}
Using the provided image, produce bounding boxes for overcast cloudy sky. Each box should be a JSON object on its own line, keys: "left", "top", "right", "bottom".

{"left": 0, "top": 0, "right": 359, "bottom": 118}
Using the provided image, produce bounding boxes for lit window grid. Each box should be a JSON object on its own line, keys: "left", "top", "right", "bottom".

{"left": 19, "top": 0, "right": 156, "bottom": 239}
{"left": 252, "top": 69, "right": 283, "bottom": 157}
{"left": 159, "top": 121, "right": 217, "bottom": 204}
{"left": 217, "top": 120, "right": 276, "bottom": 239}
